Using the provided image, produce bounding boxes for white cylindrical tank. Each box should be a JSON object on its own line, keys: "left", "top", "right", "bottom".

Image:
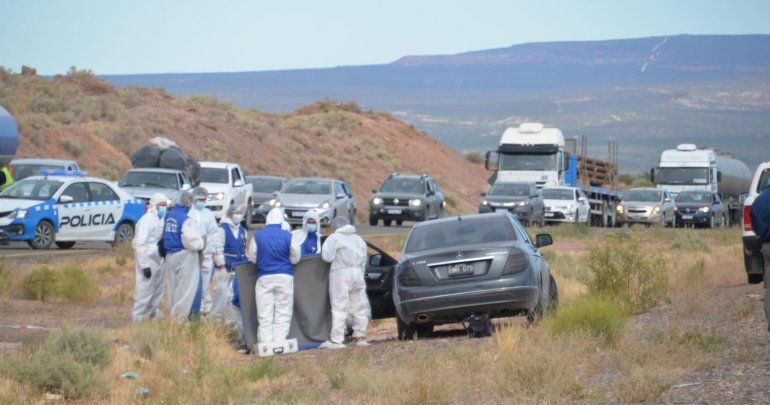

{"left": 715, "top": 155, "right": 751, "bottom": 199}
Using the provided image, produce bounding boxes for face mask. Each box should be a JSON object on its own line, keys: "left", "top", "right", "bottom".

{"left": 194, "top": 201, "right": 206, "bottom": 211}
{"left": 306, "top": 224, "right": 318, "bottom": 234}
{"left": 157, "top": 206, "right": 167, "bottom": 219}
{"left": 232, "top": 214, "right": 244, "bottom": 224}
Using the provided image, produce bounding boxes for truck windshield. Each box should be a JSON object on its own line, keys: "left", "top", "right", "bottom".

{"left": 283, "top": 180, "right": 330, "bottom": 195}
{"left": 248, "top": 178, "right": 283, "bottom": 193}
{"left": 0, "top": 179, "right": 63, "bottom": 201}
{"left": 380, "top": 178, "right": 423, "bottom": 194}
{"left": 120, "top": 171, "right": 178, "bottom": 189}
{"left": 406, "top": 217, "right": 515, "bottom": 253}
{"left": 498, "top": 153, "right": 557, "bottom": 171}
{"left": 658, "top": 168, "right": 709, "bottom": 185}
{"left": 489, "top": 183, "right": 529, "bottom": 197}
{"left": 9, "top": 164, "right": 63, "bottom": 180}
{"left": 200, "top": 168, "right": 229, "bottom": 184}
{"left": 541, "top": 189, "right": 574, "bottom": 200}
{"left": 625, "top": 190, "right": 662, "bottom": 202}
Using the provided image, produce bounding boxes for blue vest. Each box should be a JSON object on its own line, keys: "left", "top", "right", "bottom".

{"left": 162, "top": 205, "right": 190, "bottom": 254}
{"left": 301, "top": 232, "right": 319, "bottom": 256}
{"left": 221, "top": 223, "right": 247, "bottom": 270}
{"left": 253, "top": 224, "right": 294, "bottom": 277}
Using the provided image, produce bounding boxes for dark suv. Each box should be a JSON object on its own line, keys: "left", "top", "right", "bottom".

{"left": 369, "top": 174, "right": 445, "bottom": 226}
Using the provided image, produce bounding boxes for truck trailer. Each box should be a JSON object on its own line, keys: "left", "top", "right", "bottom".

{"left": 485, "top": 123, "right": 622, "bottom": 227}
{"left": 0, "top": 106, "right": 19, "bottom": 163}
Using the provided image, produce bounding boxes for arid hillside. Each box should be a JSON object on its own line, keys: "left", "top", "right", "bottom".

{"left": 0, "top": 68, "right": 488, "bottom": 214}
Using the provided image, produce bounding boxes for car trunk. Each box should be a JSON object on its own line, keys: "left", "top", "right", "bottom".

{"left": 408, "top": 242, "right": 512, "bottom": 286}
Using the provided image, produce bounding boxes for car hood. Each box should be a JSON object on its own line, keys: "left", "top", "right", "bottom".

{"left": 621, "top": 201, "right": 660, "bottom": 208}
{"left": 199, "top": 183, "right": 229, "bottom": 194}
{"left": 251, "top": 192, "right": 276, "bottom": 203}
{"left": 544, "top": 199, "right": 575, "bottom": 207}
{"left": 483, "top": 196, "right": 530, "bottom": 203}
{"left": 374, "top": 192, "right": 424, "bottom": 200}
{"left": 121, "top": 186, "right": 180, "bottom": 200}
{"left": 279, "top": 193, "right": 330, "bottom": 208}
{"left": 676, "top": 202, "right": 708, "bottom": 209}
{"left": 0, "top": 198, "right": 44, "bottom": 213}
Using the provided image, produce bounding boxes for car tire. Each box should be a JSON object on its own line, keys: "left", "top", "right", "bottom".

{"left": 527, "top": 285, "right": 547, "bottom": 325}
{"left": 397, "top": 317, "right": 432, "bottom": 340}
{"left": 369, "top": 217, "right": 378, "bottom": 226}
{"left": 748, "top": 273, "right": 764, "bottom": 284}
{"left": 29, "top": 221, "right": 54, "bottom": 250}
{"left": 113, "top": 222, "right": 135, "bottom": 246}
{"left": 55, "top": 241, "right": 76, "bottom": 250}
{"left": 396, "top": 220, "right": 403, "bottom": 226}
{"left": 383, "top": 219, "right": 392, "bottom": 227}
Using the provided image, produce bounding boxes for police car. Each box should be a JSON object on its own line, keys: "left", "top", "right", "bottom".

{"left": 0, "top": 170, "right": 145, "bottom": 249}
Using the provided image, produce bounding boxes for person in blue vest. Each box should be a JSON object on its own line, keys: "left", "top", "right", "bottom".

{"left": 750, "top": 183, "right": 770, "bottom": 331}
{"left": 162, "top": 190, "right": 205, "bottom": 322}
{"left": 247, "top": 207, "right": 301, "bottom": 345}
{"left": 291, "top": 210, "right": 322, "bottom": 257}
{"left": 211, "top": 205, "right": 248, "bottom": 329}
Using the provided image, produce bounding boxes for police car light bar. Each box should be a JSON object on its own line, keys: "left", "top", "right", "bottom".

{"left": 40, "top": 169, "right": 89, "bottom": 177}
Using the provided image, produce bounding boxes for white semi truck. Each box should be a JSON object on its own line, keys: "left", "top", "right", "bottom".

{"left": 485, "top": 123, "right": 623, "bottom": 227}
{"left": 653, "top": 144, "right": 751, "bottom": 225}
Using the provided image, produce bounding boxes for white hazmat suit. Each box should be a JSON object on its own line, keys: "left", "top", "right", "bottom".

{"left": 131, "top": 193, "right": 167, "bottom": 322}
{"left": 210, "top": 216, "right": 244, "bottom": 328}
{"left": 189, "top": 193, "right": 220, "bottom": 314}
{"left": 322, "top": 217, "right": 370, "bottom": 345}
{"left": 291, "top": 210, "right": 322, "bottom": 256}
{"left": 163, "top": 195, "right": 205, "bottom": 322}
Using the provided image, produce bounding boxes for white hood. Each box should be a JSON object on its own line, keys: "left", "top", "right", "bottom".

{"left": 0, "top": 198, "right": 43, "bottom": 213}
{"left": 199, "top": 183, "right": 229, "bottom": 195}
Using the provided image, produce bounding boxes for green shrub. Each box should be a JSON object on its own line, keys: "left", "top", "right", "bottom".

{"left": 587, "top": 233, "right": 669, "bottom": 313}
{"left": 97, "top": 264, "right": 116, "bottom": 275}
{"left": 0, "top": 261, "right": 11, "bottom": 298}
{"left": 58, "top": 265, "right": 100, "bottom": 304}
{"left": 671, "top": 231, "right": 710, "bottom": 253}
{"left": 2, "top": 326, "right": 111, "bottom": 399}
{"left": 463, "top": 151, "right": 484, "bottom": 164}
{"left": 662, "top": 327, "right": 727, "bottom": 353}
{"left": 545, "top": 296, "right": 627, "bottom": 346}
{"left": 21, "top": 266, "right": 59, "bottom": 301}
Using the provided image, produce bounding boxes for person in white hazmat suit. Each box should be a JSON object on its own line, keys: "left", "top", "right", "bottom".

{"left": 162, "top": 190, "right": 206, "bottom": 321}
{"left": 211, "top": 205, "right": 247, "bottom": 330}
{"left": 247, "top": 208, "right": 301, "bottom": 344}
{"left": 131, "top": 192, "right": 169, "bottom": 322}
{"left": 320, "top": 216, "right": 370, "bottom": 349}
{"left": 189, "top": 186, "right": 221, "bottom": 315}
{"left": 291, "top": 210, "right": 322, "bottom": 257}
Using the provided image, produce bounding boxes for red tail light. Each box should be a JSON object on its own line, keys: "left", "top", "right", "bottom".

{"left": 743, "top": 205, "right": 752, "bottom": 232}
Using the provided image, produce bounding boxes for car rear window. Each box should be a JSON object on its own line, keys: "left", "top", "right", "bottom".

{"left": 757, "top": 169, "right": 770, "bottom": 193}
{"left": 405, "top": 217, "right": 515, "bottom": 253}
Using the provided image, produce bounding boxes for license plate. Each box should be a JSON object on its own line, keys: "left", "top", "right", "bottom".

{"left": 682, "top": 215, "right": 693, "bottom": 220}
{"left": 545, "top": 212, "right": 555, "bottom": 217}
{"left": 387, "top": 209, "right": 402, "bottom": 215}
{"left": 447, "top": 263, "right": 475, "bottom": 276}
{"left": 291, "top": 211, "right": 305, "bottom": 218}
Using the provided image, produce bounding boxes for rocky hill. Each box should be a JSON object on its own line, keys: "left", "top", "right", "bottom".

{"left": 0, "top": 68, "right": 489, "bottom": 214}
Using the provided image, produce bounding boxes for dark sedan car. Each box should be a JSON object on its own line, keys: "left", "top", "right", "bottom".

{"left": 392, "top": 212, "right": 557, "bottom": 339}
{"left": 479, "top": 182, "right": 545, "bottom": 227}
{"left": 674, "top": 190, "right": 728, "bottom": 228}
{"left": 245, "top": 175, "right": 286, "bottom": 223}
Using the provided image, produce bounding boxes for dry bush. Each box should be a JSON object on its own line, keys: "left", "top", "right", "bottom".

{"left": 20, "top": 266, "right": 59, "bottom": 301}
{"left": 545, "top": 296, "right": 628, "bottom": 346}
{"left": 463, "top": 150, "right": 484, "bottom": 164}
{"left": 58, "top": 264, "right": 101, "bottom": 304}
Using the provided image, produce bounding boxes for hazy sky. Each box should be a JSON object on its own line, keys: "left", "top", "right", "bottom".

{"left": 2, "top": 0, "right": 769, "bottom": 75}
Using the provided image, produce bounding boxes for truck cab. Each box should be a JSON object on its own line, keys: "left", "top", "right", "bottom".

{"left": 486, "top": 123, "right": 566, "bottom": 188}
{"left": 199, "top": 162, "right": 253, "bottom": 222}
{"left": 655, "top": 144, "right": 718, "bottom": 197}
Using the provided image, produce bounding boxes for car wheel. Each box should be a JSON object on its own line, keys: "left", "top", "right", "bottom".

{"left": 383, "top": 219, "right": 392, "bottom": 227}
{"left": 397, "top": 317, "right": 432, "bottom": 340}
{"left": 369, "top": 217, "right": 378, "bottom": 226}
{"left": 55, "top": 241, "right": 76, "bottom": 249}
{"left": 396, "top": 220, "right": 403, "bottom": 226}
{"left": 113, "top": 222, "right": 135, "bottom": 246}
{"left": 29, "top": 221, "right": 54, "bottom": 250}
{"left": 527, "top": 286, "right": 546, "bottom": 325}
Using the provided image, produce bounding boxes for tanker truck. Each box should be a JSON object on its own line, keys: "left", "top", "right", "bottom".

{"left": 0, "top": 106, "right": 19, "bottom": 166}
{"left": 652, "top": 144, "right": 751, "bottom": 225}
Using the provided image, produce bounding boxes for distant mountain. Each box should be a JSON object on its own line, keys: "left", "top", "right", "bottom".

{"left": 102, "top": 35, "right": 770, "bottom": 172}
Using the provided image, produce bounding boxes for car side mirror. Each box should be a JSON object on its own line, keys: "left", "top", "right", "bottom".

{"left": 233, "top": 179, "right": 245, "bottom": 187}
{"left": 181, "top": 184, "right": 191, "bottom": 191}
{"left": 336, "top": 192, "right": 346, "bottom": 199}
{"left": 717, "top": 171, "right": 722, "bottom": 182}
{"left": 650, "top": 168, "right": 656, "bottom": 183}
{"left": 480, "top": 192, "right": 487, "bottom": 197}
{"left": 578, "top": 197, "right": 587, "bottom": 203}
{"left": 59, "top": 195, "right": 74, "bottom": 204}
{"left": 369, "top": 254, "right": 382, "bottom": 267}
{"left": 535, "top": 234, "right": 553, "bottom": 248}
{"left": 371, "top": 188, "right": 378, "bottom": 194}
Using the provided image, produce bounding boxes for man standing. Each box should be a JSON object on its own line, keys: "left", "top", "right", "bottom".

{"left": 211, "top": 205, "right": 248, "bottom": 327}
{"left": 750, "top": 184, "right": 770, "bottom": 331}
{"left": 291, "top": 210, "right": 322, "bottom": 256}
{"left": 321, "top": 216, "right": 370, "bottom": 349}
{"left": 131, "top": 193, "right": 168, "bottom": 322}
{"left": 162, "top": 191, "right": 205, "bottom": 321}
{"left": 189, "top": 186, "right": 221, "bottom": 315}
{"left": 248, "top": 208, "right": 301, "bottom": 345}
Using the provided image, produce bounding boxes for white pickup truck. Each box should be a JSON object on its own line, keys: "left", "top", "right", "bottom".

{"left": 199, "top": 162, "right": 253, "bottom": 223}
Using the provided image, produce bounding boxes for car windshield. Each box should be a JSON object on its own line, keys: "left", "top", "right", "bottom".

{"left": 406, "top": 218, "right": 515, "bottom": 253}
{"left": 9, "top": 164, "right": 65, "bottom": 180}
{"left": 757, "top": 169, "right": 770, "bottom": 193}
{"left": 498, "top": 153, "right": 557, "bottom": 171}
{"left": 379, "top": 178, "right": 423, "bottom": 194}
{"left": 625, "top": 190, "right": 662, "bottom": 202}
{"left": 489, "top": 183, "right": 530, "bottom": 197}
{"left": 248, "top": 177, "right": 283, "bottom": 193}
{"left": 676, "top": 191, "right": 711, "bottom": 203}
{"left": 119, "top": 171, "right": 178, "bottom": 189}
{"left": 283, "top": 180, "right": 331, "bottom": 195}
{"left": 658, "top": 167, "right": 709, "bottom": 185}
{"left": 0, "top": 179, "right": 63, "bottom": 201}
{"left": 541, "top": 189, "right": 574, "bottom": 200}
{"left": 200, "top": 168, "right": 229, "bottom": 184}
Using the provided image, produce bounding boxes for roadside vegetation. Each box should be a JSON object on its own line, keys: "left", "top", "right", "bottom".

{"left": 0, "top": 226, "right": 754, "bottom": 402}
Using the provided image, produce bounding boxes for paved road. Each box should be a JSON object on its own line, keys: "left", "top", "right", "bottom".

{"left": 0, "top": 223, "right": 412, "bottom": 258}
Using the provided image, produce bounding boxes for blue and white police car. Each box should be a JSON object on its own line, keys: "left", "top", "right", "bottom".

{"left": 0, "top": 170, "right": 145, "bottom": 249}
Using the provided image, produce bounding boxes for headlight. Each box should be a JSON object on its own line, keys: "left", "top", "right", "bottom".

{"left": 482, "top": 200, "right": 489, "bottom": 205}
{"left": 10, "top": 209, "right": 27, "bottom": 219}
{"left": 698, "top": 206, "right": 710, "bottom": 213}
{"left": 372, "top": 197, "right": 383, "bottom": 206}
{"left": 517, "top": 201, "right": 527, "bottom": 207}
{"left": 268, "top": 199, "right": 281, "bottom": 207}
{"left": 616, "top": 205, "right": 624, "bottom": 213}
{"left": 409, "top": 199, "right": 422, "bottom": 207}
{"left": 209, "top": 192, "right": 225, "bottom": 201}
{"left": 320, "top": 201, "right": 331, "bottom": 209}
{"left": 674, "top": 206, "right": 679, "bottom": 211}
{"left": 652, "top": 206, "right": 661, "bottom": 215}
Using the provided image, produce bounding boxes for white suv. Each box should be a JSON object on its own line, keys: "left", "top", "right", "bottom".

{"left": 199, "top": 162, "right": 253, "bottom": 222}
{"left": 741, "top": 162, "right": 770, "bottom": 284}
